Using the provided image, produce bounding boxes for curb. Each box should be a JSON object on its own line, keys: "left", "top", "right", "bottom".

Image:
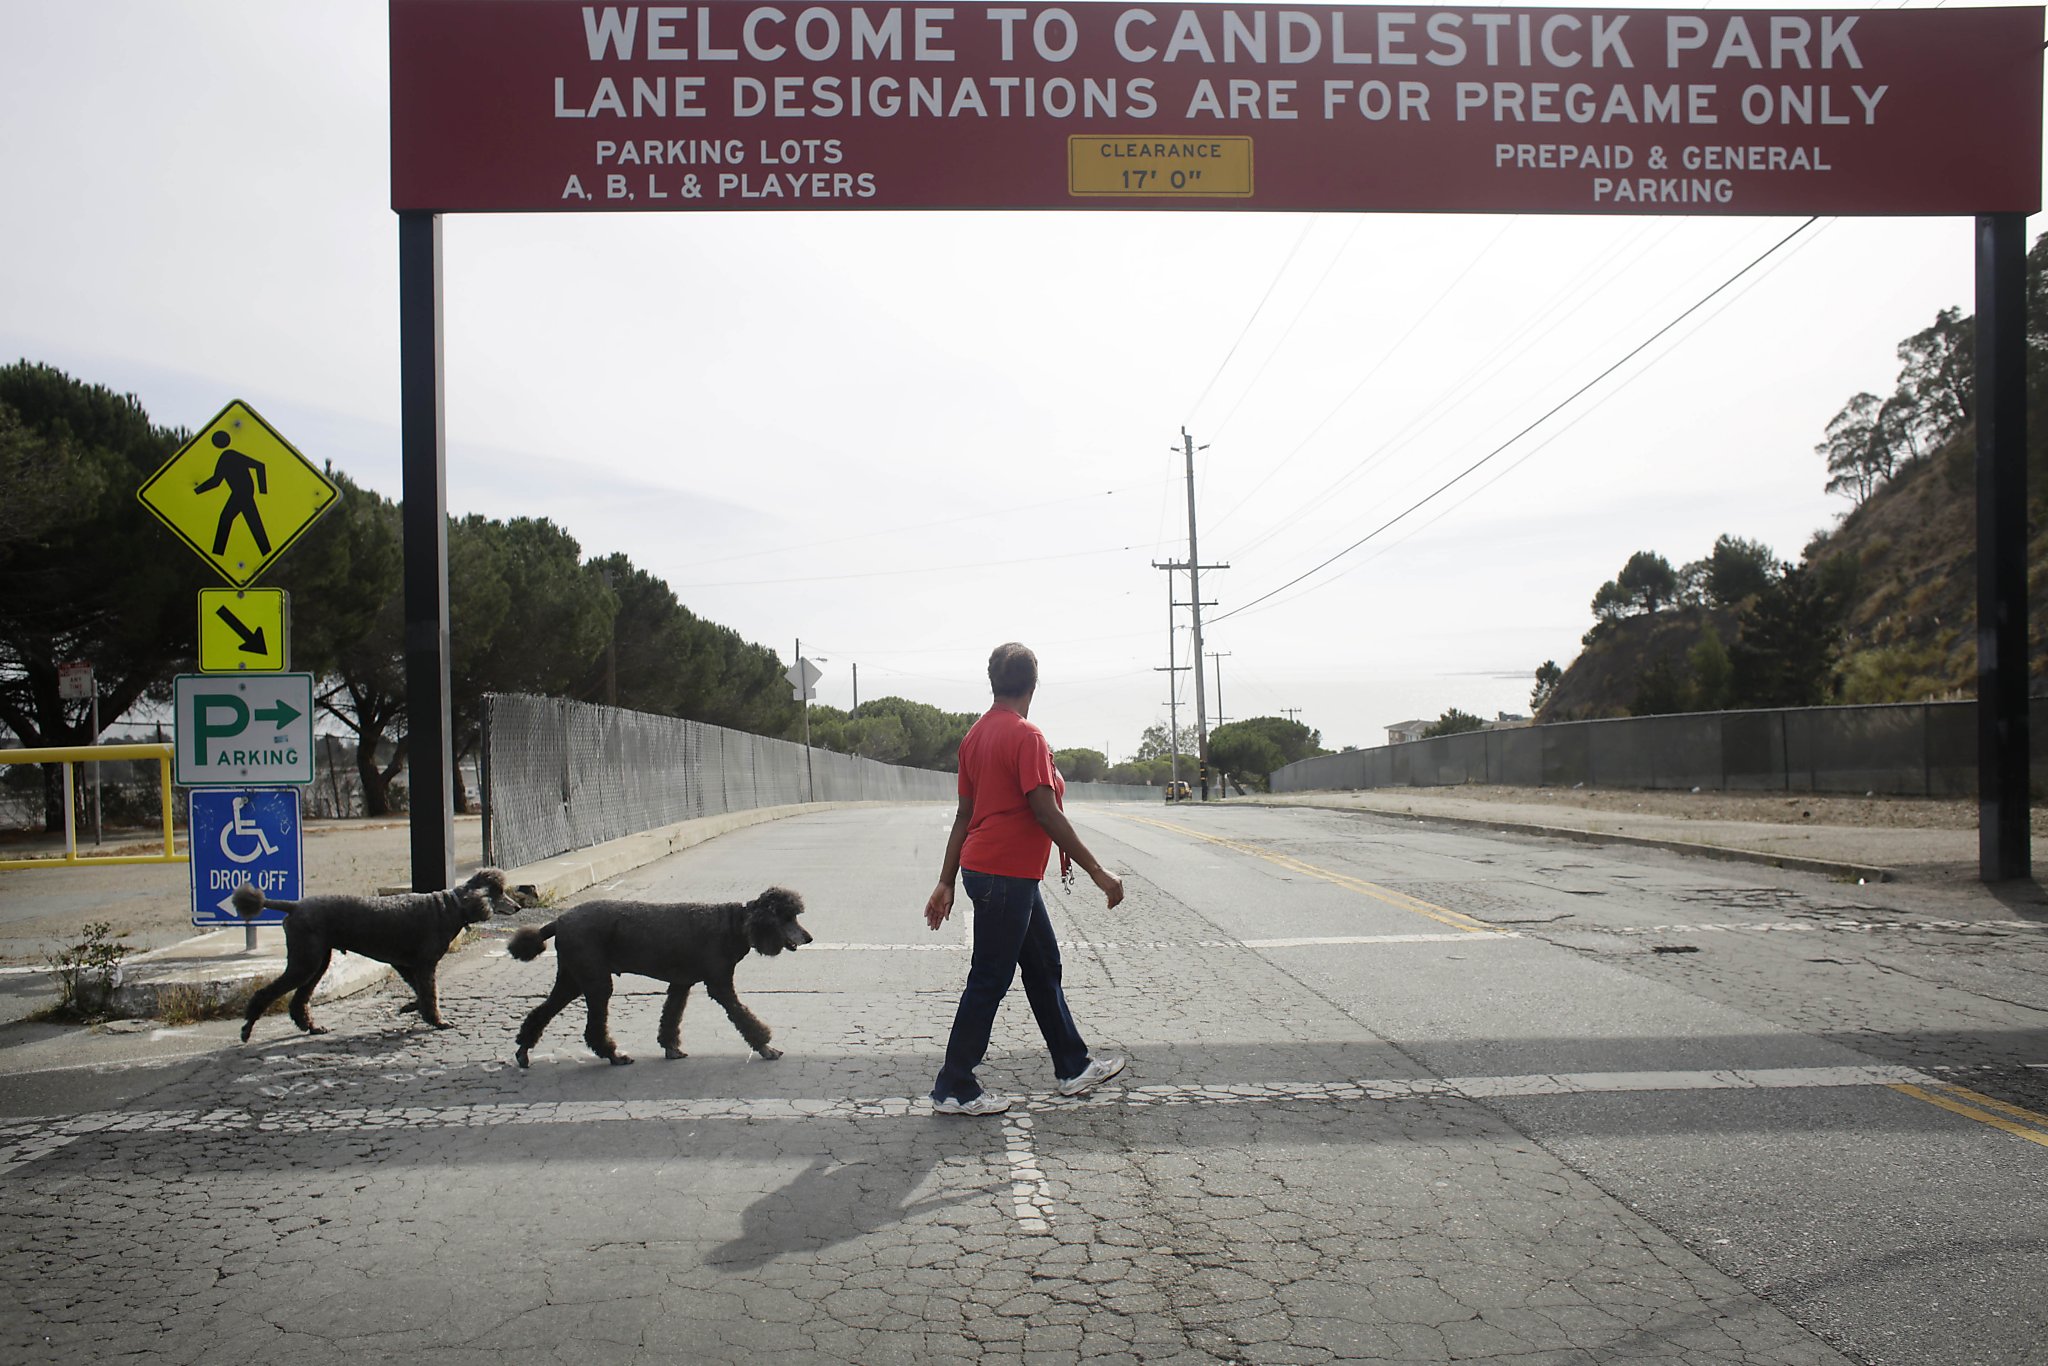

{"left": 1238, "top": 798, "right": 1898, "bottom": 884}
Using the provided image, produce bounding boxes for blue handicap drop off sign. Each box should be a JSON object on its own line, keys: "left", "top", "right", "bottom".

{"left": 190, "top": 789, "right": 303, "bottom": 927}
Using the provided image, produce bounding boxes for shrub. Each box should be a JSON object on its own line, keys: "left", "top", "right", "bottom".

{"left": 48, "top": 921, "right": 130, "bottom": 1021}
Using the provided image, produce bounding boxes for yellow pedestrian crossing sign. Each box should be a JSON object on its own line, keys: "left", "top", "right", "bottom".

{"left": 198, "top": 588, "right": 289, "bottom": 672}
{"left": 138, "top": 400, "right": 341, "bottom": 586}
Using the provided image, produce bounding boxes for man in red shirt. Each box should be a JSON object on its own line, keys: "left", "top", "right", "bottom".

{"left": 924, "top": 643, "right": 1126, "bottom": 1116}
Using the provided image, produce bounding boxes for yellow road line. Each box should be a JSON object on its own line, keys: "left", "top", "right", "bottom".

{"left": 1888, "top": 1083, "right": 2048, "bottom": 1150}
{"left": 1119, "top": 812, "right": 1498, "bottom": 935}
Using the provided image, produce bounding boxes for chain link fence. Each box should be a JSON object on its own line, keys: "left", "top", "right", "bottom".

{"left": 1272, "top": 698, "right": 2045, "bottom": 798}
{"left": 481, "top": 693, "right": 1153, "bottom": 870}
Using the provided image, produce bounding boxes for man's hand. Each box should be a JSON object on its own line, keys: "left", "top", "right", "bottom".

{"left": 924, "top": 882, "right": 955, "bottom": 930}
{"left": 1091, "top": 867, "right": 1124, "bottom": 909}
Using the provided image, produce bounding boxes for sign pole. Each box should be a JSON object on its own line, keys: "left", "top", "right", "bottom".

{"left": 90, "top": 692, "right": 101, "bottom": 847}
{"left": 1975, "top": 212, "right": 2030, "bottom": 882}
{"left": 400, "top": 210, "right": 455, "bottom": 892}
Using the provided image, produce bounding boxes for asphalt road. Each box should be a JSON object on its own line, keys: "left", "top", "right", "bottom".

{"left": 3, "top": 803, "right": 2044, "bottom": 1364}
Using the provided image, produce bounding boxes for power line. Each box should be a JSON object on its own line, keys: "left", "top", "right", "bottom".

{"left": 660, "top": 478, "right": 1166, "bottom": 572}
{"left": 1217, "top": 215, "right": 1702, "bottom": 554}
{"left": 1183, "top": 218, "right": 1317, "bottom": 428}
{"left": 1213, "top": 216, "right": 1820, "bottom": 626}
{"left": 1240, "top": 219, "right": 1839, "bottom": 620}
{"left": 1209, "top": 219, "right": 1366, "bottom": 442}
{"left": 1206, "top": 216, "right": 1522, "bottom": 541}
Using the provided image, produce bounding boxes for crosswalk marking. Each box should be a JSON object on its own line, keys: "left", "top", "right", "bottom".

{"left": 0, "top": 1062, "right": 1952, "bottom": 1179}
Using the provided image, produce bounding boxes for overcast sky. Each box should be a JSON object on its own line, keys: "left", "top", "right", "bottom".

{"left": 4, "top": 1, "right": 2042, "bottom": 761}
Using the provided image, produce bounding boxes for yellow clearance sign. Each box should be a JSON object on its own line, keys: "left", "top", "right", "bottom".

{"left": 198, "top": 587, "right": 289, "bottom": 673}
{"left": 138, "top": 400, "right": 340, "bottom": 587}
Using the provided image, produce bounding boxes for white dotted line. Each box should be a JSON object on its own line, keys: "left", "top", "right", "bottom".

{"left": 1002, "top": 1112, "right": 1053, "bottom": 1233}
{"left": 0, "top": 1063, "right": 1955, "bottom": 1178}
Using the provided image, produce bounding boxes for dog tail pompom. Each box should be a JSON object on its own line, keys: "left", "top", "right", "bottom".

{"left": 232, "top": 884, "right": 266, "bottom": 919}
{"left": 508, "top": 924, "right": 555, "bottom": 961}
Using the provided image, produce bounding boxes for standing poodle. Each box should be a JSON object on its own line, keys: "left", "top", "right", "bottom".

{"left": 508, "top": 886, "right": 810, "bottom": 1067}
{"left": 237, "top": 868, "right": 525, "bottom": 1041}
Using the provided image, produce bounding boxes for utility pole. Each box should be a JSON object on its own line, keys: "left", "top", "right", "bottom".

{"left": 1177, "top": 427, "right": 1227, "bottom": 800}
{"left": 1152, "top": 560, "right": 1219, "bottom": 790}
{"left": 852, "top": 662, "right": 859, "bottom": 714}
{"left": 1282, "top": 708, "right": 1304, "bottom": 724}
{"left": 1153, "top": 570, "right": 1187, "bottom": 790}
{"left": 1206, "top": 650, "right": 1231, "bottom": 729}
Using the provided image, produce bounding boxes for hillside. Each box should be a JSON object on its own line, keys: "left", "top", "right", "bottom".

{"left": 1810, "top": 435, "right": 2048, "bottom": 701}
{"left": 1541, "top": 434, "right": 2048, "bottom": 720}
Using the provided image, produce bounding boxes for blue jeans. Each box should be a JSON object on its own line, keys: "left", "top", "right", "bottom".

{"left": 932, "top": 871, "right": 1090, "bottom": 1103}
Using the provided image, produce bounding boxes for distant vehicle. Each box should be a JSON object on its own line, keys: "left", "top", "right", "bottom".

{"left": 1164, "top": 780, "right": 1192, "bottom": 801}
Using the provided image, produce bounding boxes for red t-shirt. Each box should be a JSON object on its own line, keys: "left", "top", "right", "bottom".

{"left": 957, "top": 706, "right": 1065, "bottom": 880}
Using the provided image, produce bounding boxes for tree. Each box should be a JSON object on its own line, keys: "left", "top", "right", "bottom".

{"left": 1894, "top": 306, "right": 1972, "bottom": 445}
{"left": 1817, "top": 391, "right": 1887, "bottom": 504}
{"left": 1630, "top": 657, "right": 1689, "bottom": 717}
{"left": 1206, "top": 723, "right": 1285, "bottom": 789}
{"left": 1227, "top": 716, "right": 1322, "bottom": 767}
{"left": 1704, "top": 535, "right": 1778, "bottom": 607}
{"left": 1689, "top": 627, "right": 1734, "bottom": 712}
{"left": 0, "top": 364, "right": 209, "bottom": 829}
{"left": 1589, "top": 551, "right": 1678, "bottom": 624}
{"left": 1202, "top": 716, "right": 1320, "bottom": 789}
{"left": 1730, "top": 563, "right": 1845, "bottom": 708}
{"left": 851, "top": 696, "right": 972, "bottom": 770}
{"left": 1421, "top": 709, "right": 1486, "bottom": 738}
{"left": 1616, "top": 550, "right": 1679, "bottom": 615}
{"left": 1054, "top": 748, "right": 1108, "bottom": 783}
{"left": 1530, "top": 660, "right": 1562, "bottom": 713}
{"left": 1131, "top": 720, "right": 1185, "bottom": 762}
{"left": 1588, "top": 579, "right": 1631, "bottom": 625}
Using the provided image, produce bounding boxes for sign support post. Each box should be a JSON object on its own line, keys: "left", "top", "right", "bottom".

{"left": 1976, "top": 212, "right": 2030, "bottom": 882}
{"left": 400, "top": 210, "right": 455, "bottom": 893}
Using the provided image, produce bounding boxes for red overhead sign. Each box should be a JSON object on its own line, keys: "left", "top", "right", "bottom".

{"left": 390, "top": 2, "right": 2042, "bottom": 215}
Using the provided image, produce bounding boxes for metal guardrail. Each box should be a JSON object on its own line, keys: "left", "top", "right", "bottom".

{"left": 0, "top": 743, "right": 185, "bottom": 870}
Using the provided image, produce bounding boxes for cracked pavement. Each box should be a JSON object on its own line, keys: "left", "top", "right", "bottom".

{"left": 2, "top": 804, "right": 2044, "bottom": 1363}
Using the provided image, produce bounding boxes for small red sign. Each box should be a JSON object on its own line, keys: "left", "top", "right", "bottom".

{"left": 391, "top": 2, "right": 2041, "bottom": 216}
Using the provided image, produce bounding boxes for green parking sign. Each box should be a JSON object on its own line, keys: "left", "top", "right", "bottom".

{"left": 173, "top": 673, "right": 315, "bottom": 786}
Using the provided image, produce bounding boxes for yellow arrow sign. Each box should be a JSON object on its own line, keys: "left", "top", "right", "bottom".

{"left": 198, "top": 588, "right": 289, "bottom": 672}
{"left": 138, "top": 400, "right": 340, "bottom": 586}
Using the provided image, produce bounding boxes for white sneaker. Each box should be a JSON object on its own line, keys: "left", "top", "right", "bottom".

{"left": 933, "top": 1093, "right": 1012, "bottom": 1116}
{"left": 1058, "top": 1056, "right": 1126, "bottom": 1097}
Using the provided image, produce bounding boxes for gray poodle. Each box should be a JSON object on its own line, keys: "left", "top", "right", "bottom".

{"left": 508, "top": 886, "right": 810, "bottom": 1067}
{"left": 236, "top": 868, "right": 526, "bottom": 1040}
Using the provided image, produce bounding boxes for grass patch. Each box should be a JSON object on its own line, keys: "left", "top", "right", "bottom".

{"left": 155, "top": 981, "right": 250, "bottom": 1027}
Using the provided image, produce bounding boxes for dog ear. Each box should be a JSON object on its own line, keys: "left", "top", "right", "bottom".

{"left": 464, "top": 867, "right": 509, "bottom": 897}
{"left": 753, "top": 887, "right": 804, "bottom": 919}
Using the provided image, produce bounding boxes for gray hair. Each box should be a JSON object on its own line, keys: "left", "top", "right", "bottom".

{"left": 987, "top": 643, "right": 1038, "bottom": 698}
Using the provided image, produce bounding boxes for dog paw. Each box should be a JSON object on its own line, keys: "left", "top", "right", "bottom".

{"left": 239, "top": 1025, "right": 254, "bottom": 1043}
{"left": 396, "top": 1002, "right": 419, "bottom": 1015}
{"left": 608, "top": 1053, "right": 635, "bottom": 1066}
{"left": 514, "top": 1047, "right": 530, "bottom": 1069}
{"left": 757, "top": 1046, "right": 784, "bottom": 1061}
{"left": 663, "top": 1047, "right": 688, "bottom": 1060}
{"left": 301, "top": 1025, "right": 330, "bottom": 1036}
{"left": 429, "top": 1020, "right": 453, "bottom": 1030}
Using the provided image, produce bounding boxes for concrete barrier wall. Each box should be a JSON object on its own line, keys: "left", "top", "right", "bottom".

{"left": 1272, "top": 698, "right": 2047, "bottom": 797}
{"left": 481, "top": 693, "right": 1154, "bottom": 868}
